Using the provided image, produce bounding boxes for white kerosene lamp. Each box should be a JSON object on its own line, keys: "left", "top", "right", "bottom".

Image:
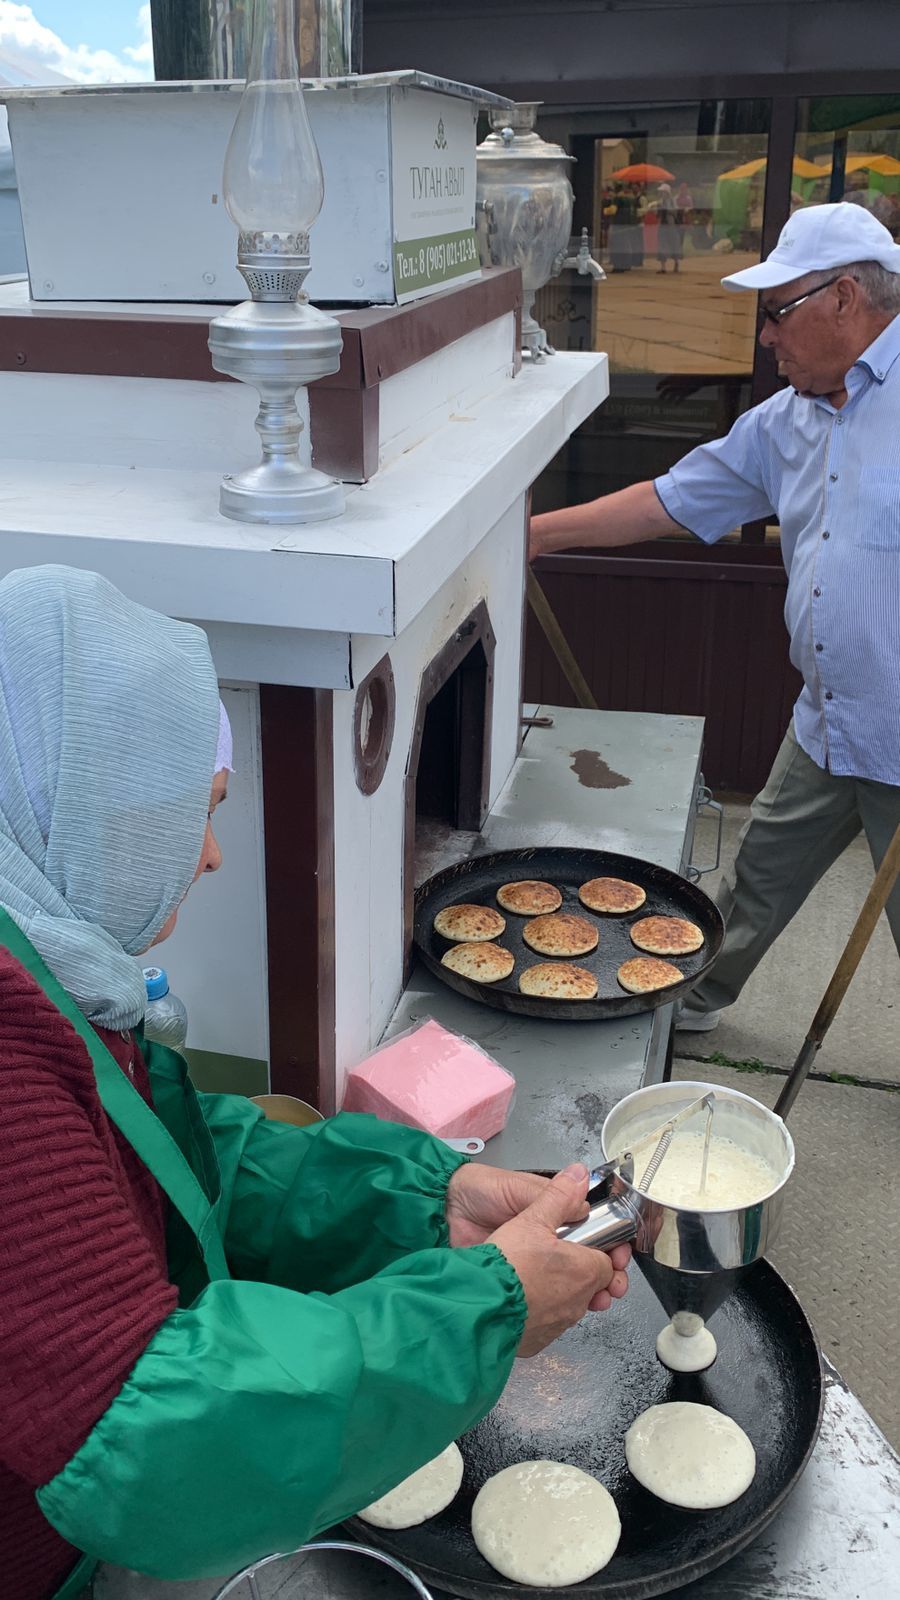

{"left": 208, "top": 0, "right": 345, "bottom": 524}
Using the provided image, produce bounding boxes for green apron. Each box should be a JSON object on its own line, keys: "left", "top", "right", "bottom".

{"left": 2, "top": 912, "right": 522, "bottom": 1585}
{"left": 0, "top": 908, "right": 231, "bottom": 1598}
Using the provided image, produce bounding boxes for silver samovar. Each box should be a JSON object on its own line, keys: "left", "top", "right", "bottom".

{"left": 475, "top": 103, "right": 604, "bottom": 362}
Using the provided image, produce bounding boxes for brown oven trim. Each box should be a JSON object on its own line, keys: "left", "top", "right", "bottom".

{"left": 0, "top": 268, "right": 521, "bottom": 482}
{"left": 259, "top": 683, "right": 337, "bottom": 1115}
{"left": 402, "top": 599, "right": 496, "bottom": 976}
{"left": 0, "top": 267, "right": 522, "bottom": 389}
{"left": 352, "top": 652, "right": 396, "bottom": 796}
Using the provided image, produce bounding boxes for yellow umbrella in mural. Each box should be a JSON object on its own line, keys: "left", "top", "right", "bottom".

{"left": 717, "top": 156, "right": 826, "bottom": 181}
{"left": 844, "top": 152, "right": 900, "bottom": 176}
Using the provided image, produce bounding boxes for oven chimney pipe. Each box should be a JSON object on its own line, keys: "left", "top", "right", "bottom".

{"left": 149, "top": 0, "right": 361, "bottom": 81}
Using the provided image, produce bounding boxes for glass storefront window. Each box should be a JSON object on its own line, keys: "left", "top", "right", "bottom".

{"left": 793, "top": 95, "right": 900, "bottom": 235}
{"left": 532, "top": 100, "right": 771, "bottom": 538}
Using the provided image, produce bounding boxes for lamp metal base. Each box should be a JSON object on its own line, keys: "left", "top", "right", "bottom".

{"left": 219, "top": 462, "right": 346, "bottom": 525}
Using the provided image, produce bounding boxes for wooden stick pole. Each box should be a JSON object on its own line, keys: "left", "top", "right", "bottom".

{"left": 775, "top": 819, "right": 900, "bottom": 1118}
{"left": 526, "top": 568, "right": 599, "bottom": 712}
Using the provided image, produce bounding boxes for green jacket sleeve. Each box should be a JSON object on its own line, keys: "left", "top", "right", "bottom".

{"left": 37, "top": 1242, "right": 526, "bottom": 1580}
{"left": 199, "top": 1099, "right": 470, "bottom": 1292}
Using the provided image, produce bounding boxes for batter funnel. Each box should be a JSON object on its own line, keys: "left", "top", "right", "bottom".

{"left": 557, "top": 1080, "right": 795, "bottom": 1348}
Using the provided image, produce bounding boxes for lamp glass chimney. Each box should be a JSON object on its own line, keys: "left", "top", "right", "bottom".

{"left": 222, "top": 0, "right": 324, "bottom": 237}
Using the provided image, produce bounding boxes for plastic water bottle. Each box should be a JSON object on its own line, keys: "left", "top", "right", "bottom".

{"left": 142, "top": 966, "right": 189, "bottom": 1051}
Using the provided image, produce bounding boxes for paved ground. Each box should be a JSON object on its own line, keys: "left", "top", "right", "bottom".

{"left": 595, "top": 249, "right": 760, "bottom": 376}
{"left": 675, "top": 801, "right": 900, "bottom": 1447}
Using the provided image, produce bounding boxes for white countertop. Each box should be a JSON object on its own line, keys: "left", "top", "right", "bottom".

{"left": 0, "top": 351, "right": 608, "bottom": 640}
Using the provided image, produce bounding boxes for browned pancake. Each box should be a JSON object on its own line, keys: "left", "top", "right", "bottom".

{"left": 630, "top": 915, "right": 704, "bottom": 956}
{"left": 434, "top": 903, "right": 507, "bottom": 943}
{"left": 617, "top": 956, "right": 683, "bottom": 994}
{"left": 578, "top": 876, "right": 647, "bottom": 915}
{"left": 441, "top": 942, "right": 515, "bottom": 983}
{"left": 496, "top": 879, "right": 563, "bottom": 916}
{"left": 522, "top": 912, "right": 599, "bottom": 958}
{"left": 519, "top": 962, "right": 599, "bottom": 1000}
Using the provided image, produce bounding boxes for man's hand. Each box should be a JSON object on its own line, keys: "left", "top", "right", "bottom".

{"left": 485, "top": 1164, "right": 632, "bottom": 1357}
{"left": 445, "top": 1163, "right": 555, "bottom": 1247}
{"left": 529, "top": 511, "right": 561, "bottom": 564}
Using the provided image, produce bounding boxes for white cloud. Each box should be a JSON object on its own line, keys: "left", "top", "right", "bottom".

{"left": 0, "top": 3, "right": 155, "bottom": 86}
{"left": 123, "top": 4, "right": 152, "bottom": 70}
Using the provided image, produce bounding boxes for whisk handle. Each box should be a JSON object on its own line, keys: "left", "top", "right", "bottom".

{"left": 556, "top": 1196, "right": 639, "bottom": 1250}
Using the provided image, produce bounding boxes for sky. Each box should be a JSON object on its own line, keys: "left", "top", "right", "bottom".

{"left": 0, "top": 2, "right": 154, "bottom": 83}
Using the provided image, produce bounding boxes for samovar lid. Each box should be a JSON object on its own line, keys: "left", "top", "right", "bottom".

{"left": 477, "top": 102, "right": 573, "bottom": 163}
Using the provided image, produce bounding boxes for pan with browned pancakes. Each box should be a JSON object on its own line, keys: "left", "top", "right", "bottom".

{"left": 522, "top": 912, "right": 599, "bottom": 959}
{"left": 440, "top": 942, "right": 516, "bottom": 984}
{"left": 578, "top": 876, "right": 647, "bottom": 915}
{"left": 518, "top": 962, "right": 599, "bottom": 1000}
{"left": 496, "top": 879, "right": 563, "bottom": 916}
{"left": 433, "top": 903, "right": 507, "bottom": 943}
{"left": 630, "top": 915, "right": 704, "bottom": 956}
{"left": 617, "top": 956, "right": 684, "bottom": 993}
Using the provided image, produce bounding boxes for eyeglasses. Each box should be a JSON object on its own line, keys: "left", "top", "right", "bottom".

{"left": 758, "top": 275, "right": 844, "bottom": 326}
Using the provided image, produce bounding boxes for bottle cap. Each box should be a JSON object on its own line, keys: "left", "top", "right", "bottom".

{"left": 143, "top": 966, "right": 170, "bottom": 1001}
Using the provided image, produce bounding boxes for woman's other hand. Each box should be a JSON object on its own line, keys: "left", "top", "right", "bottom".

{"left": 445, "top": 1162, "right": 552, "bottom": 1247}
{"left": 485, "top": 1164, "right": 631, "bottom": 1356}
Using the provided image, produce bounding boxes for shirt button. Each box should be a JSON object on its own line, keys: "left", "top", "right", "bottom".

{"left": 815, "top": 642, "right": 824, "bottom": 652}
{"left": 835, "top": 416, "right": 844, "bottom": 425}
{"left": 825, "top": 691, "right": 834, "bottom": 701}
{"left": 813, "top": 586, "right": 822, "bottom": 597}
{"left": 829, "top": 473, "right": 838, "bottom": 482}
{"left": 822, "top": 530, "right": 830, "bottom": 540}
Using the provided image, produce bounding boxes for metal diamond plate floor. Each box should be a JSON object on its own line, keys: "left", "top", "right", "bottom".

{"left": 672, "top": 1060, "right": 900, "bottom": 1448}
{"left": 675, "top": 802, "right": 900, "bottom": 1448}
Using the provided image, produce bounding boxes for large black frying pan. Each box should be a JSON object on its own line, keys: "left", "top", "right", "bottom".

{"left": 413, "top": 848, "right": 724, "bottom": 1021}
{"left": 346, "top": 1261, "right": 823, "bottom": 1599}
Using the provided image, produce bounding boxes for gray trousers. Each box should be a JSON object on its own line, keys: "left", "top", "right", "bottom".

{"left": 684, "top": 722, "right": 900, "bottom": 1017}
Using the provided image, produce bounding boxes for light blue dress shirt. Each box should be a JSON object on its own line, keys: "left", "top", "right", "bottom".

{"left": 654, "top": 314, "right": 900, "bottom": 786}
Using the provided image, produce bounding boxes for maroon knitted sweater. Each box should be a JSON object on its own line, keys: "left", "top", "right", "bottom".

{"left": 0, "top": 946, "right": 179, "bottom": 1599}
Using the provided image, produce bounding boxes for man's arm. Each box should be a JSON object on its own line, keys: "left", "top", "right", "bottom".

{"left": 529, "top": 480, "right": 681, "bottom": 562}
{"left": 530, "top": 403, "right": 778, "bottom": 564}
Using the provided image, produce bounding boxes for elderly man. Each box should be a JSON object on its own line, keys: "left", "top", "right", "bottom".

{"left": 530, "top": 202, "right": 900, "bottom": 1032}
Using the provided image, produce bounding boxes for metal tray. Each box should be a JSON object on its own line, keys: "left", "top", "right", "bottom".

{"left": 345, "top": 1260, "right": 823, "bottom": 1600}
{"left": 413, "top": 847, "right": 724, "bottom": 1021}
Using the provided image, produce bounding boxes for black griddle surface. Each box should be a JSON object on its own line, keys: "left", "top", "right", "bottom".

{"left": 345, "top": 1261, "right": 822, "bottom": 1599}
{"left": 414, "top": 848, "right": 724, "bottom": 1021}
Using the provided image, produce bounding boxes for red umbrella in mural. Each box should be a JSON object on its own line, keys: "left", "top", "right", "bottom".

{"left": 610, "top": 162, "right": 676, "bottom": 183}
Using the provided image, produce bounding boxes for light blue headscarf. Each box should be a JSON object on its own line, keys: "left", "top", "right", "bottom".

{"left": 0, "top": 565, "right": 220, "bottom": 1028}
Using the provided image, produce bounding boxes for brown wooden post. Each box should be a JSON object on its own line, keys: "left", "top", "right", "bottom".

{"left": 259, "top": 684, "right": 337, "bottom": 1114}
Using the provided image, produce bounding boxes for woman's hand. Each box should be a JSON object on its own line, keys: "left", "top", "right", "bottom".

{"left": 486, "top": 1165, "right": 632, "bottom": 1355}
{"left": 448, "top": 1162, "right": 631, "bottom": 1354}
{"left": 446, "top": 1162, "right": 553, "bottom": 1247}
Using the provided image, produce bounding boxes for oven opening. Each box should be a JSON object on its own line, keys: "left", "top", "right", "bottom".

{"left": 405, "top": 601, "right": 496, "bottom": 957}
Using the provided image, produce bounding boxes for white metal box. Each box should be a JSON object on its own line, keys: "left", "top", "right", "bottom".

{"left": 2, "top": 71, "right": 510, "bottom": 306}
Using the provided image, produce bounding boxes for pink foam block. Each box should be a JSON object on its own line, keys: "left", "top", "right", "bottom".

{"left": 342, "top": 1019, "right": 516, "bottom": 1140}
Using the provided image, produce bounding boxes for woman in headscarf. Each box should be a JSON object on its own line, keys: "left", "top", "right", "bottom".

{"left": 656, "top": 183, "right": 683, "bottom": 273}
{"left": 0, "top": 566, "right": 629, "bottom": 1599}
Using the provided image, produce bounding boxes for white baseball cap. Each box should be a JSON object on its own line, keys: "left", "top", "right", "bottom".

{"left": 721, "top": 201, "right": 900, "bottom": 291}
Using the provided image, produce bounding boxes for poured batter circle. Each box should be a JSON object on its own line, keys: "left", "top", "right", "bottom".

{"left": 656, "top": 1317, "right": 718, "bottom": 1373}
{"left": 471, "top": 1459, "right": 621, "bottom": 1586}
{"left": 357, "top": 1442, "right": 464, "bottom": 1529}
{"left": 625, "top": 1402, "right": 756, "bottom": 1509}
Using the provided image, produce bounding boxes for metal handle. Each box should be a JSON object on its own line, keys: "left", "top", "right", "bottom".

{"left": 556, "top": 1195, "right": 639, "bottom": 1250}
{"left": 526, "top": 569, "right": 599, "bottom": 711}
{"left": 775, "top": 818, "right": 900, "bottom": 1119}
{"left": 686, "top": 777, "right": 723, "bottom": 881}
